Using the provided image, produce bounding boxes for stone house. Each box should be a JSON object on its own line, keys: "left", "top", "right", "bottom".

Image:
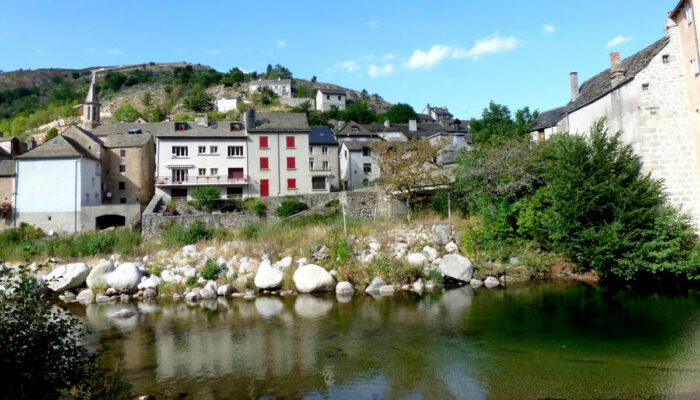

{"left": 339, "top": 140, "right": 382, "bottom": 190}
{"left": 248, "top": 78, "right": 292, "bottom": 99}
{"left": 421, "top": 104, "right": 453, "bottom": 121}
{"left": 315, "top": 88, "right": 347, "bottom": 111}
{"left": 308, "top": 126, "right": 339, "bottom": 191}
{"left": 99, "top": 130, "right": 154, "bottom": 207}
{"left": 245, "top": 109, "right": 315, "bottom": 197}
{"left": 528, "top": 3, "right": 700, "bottom": 228}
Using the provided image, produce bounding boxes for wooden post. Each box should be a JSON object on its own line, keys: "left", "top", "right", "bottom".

{"left": 448, "top": 192, "right": 451, "bottom": 219}
{"left": 342, "top": 203, "right": 347, "bottom": 236}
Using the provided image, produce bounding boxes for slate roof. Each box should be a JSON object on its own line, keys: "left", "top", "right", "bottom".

{"left": 565, "top": 37, "right": 669, "bottom": 114}
{"left": 309, "top": 126, "right": 338, "bottom": 145}
{"left": 364, "top": 122, "right": 452, "bottom": 139}
{"left": 417, "top": 113, "right": 435, "bottom": 122}
{"left": 249, "top": 79, "right": 292, "bottom": 86}
{"left": 0, "top": 159, "right": 14, "bottom": 176}
{"left": 335, "top": 121, "right": 378, "bottom": 137}
{"left": 317, "top": 88, "right": 346, "bottom": 95}
{"left": 341, "top": 140, "right": 375, "bottom": 151}
{"left": 17, "top": 135, "right": 98, "bottom": 160}
{"left": 102, "top": 133, "right": 152, "bottom": 148}
{"left": 92, "top": 122, "right": 161, "bottom": 137}
{"left": 529, "top": 106, "right": 566, "bottom": 131}
{"left": 248, "top": 112, "right": 310, "bottom": 132}
{"left": 61, "top": 125, "right": 104, "bottom": 146}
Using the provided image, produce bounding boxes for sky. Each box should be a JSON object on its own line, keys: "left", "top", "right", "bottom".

{"left": 0, "top": 0, "right": 680, "bottom": 119}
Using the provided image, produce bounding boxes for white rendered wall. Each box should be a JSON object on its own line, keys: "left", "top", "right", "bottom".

{"left": 16, "top": 158, "right": 81, "bottom": 213}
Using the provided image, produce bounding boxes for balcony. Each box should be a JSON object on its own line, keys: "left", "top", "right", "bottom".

{"left": 156, "top": 175, "right": 248, "bottom": 187}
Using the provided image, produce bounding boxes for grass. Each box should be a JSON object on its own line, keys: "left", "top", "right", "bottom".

{"left": 200, "top": 258, "right": 220, "bottom": 280}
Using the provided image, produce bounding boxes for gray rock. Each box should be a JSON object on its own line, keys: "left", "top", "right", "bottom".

{"left": 45, "top": 263, "right": 91, "bottom": 292}
{"left": 96, "top": 294, "right": 112, "bottom": 303}
{"left": 105, "top": 262, "right": 143, "bottom": 293}
{"left": 407, "top": 253, "right": 427, "bottom": 266}
{"left": 438, "top": 254, "right": 473, "bottom": 283}
{"left": 274, "top": 256, "right": 293, "bottom": 271}
{"left": 335, "top": 281, "right": 354, "bottom": 293}
{"left": 112, "top": 308, "right": 135, "bottom": 318}
{"left": 254, "top": 259, "right": 284, "bottom": 290}
{"left": 76, "top": 289, "right": 95, "bottom": 303}
{"left": 365, "top": 276, "right": 386, "bottom": 293}
{"left": 143, "top": 288, "right": 157, "bottom": 298}
{"left": 182, "top": 244, "right": 197, "bottom": 255}
{"left": 412, "top": 279, "right": 425, "bottom": 293}
{"left": 59, "top": 291, "right": 76, "bottom": 303}
{"left": 432, "top": 224, "right": 452, "bottom": 244}
{"left": 185, "top": 288, "right": 200, "bottom": 301}
{"left": 422, "top": 246, "right": 439, "bottom": 262}
{"left": 445, "top": 241, "right": 458, "bottom": 253}
{"left": 217, "top": 284, "right": 234, "bottom": 296}
{"left": 137, "top": 275, "right": 161, "bottom": 290}
{"left": 86, "top": 260, "right": 114, "bottom": 289}
{"left": 470, "top": 279, "right": 484, "bottom": 288}
{"left": 105, "top": 287, "right": 118, "bottom": 296}
{"left": 369, "top": 242, "right": 381, "bottom": 251}
{"left": 200, "top": 280, "right": 218, "bottom": 298}
{"left": 484, "top": 276, "right": 500, "bottom": 288}
{"left": 293, "top": 264, "right": 335, "bottom": 293}
{"left": 379, "top": 285, "right": 395, "bottom": 296}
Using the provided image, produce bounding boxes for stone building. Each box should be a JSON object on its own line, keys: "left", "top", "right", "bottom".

{"left": 82, "top": 71, "right": 100, "bottom": 130}
{"left": 315, "top": 88, "right": 347, "bottom": 111}
{"left": 100, "top": 130, "right": 155, "bottom": 206}
{"left": 421, "top": 104, "right": 453, "bottom": 121}
{"left": 308, "top": 126, "right": 339, "bottom": 191}
{"left": 248, "top": 78, "right": 292, "bottom": 99}
{"left": 528, "top": 2, "right": 700, "bottom": 228}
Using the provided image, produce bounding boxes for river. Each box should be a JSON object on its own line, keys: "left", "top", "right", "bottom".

{"left": 65, "top": 280, "right": 700, "bottom": 399}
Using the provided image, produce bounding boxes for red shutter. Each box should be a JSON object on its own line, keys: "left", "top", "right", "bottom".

{"left": 287, "top": 157, "right": 295, "bottom": 169}
{"left": 260, "top": 179, "right": 269, "bottom": 197}
{"left": 260, "top": 136, "right": 268, "bottom": 148}
{"left": 260, "top": 157, "right": 268, "bottom": 169}
{"left": 288, "top": 178, "right": 296, "bottom": 189}
{"left": 286, "top": 136, "right": 295, "bottom": 148}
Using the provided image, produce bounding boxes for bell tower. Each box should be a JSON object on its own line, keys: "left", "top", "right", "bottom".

{"left": 82, "top": 70, "right": 100, "bottom": 129}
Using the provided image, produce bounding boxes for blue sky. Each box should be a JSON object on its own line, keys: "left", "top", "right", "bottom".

{"left": 0, "top": 1, "right": 678, "bottom": 119}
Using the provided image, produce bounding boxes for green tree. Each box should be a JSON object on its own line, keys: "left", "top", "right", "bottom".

{"left": 112, "top": 102, "right": 141, "bottom": 122}
{"left": 182, "top": 85, "right": 214, "bottom": 112}
{"left": 141, "top": 92, "right": 152, "bottom": 108}
{"left": 221, "top": 67, "right": 245, "bottom": 86}
{"left": 252, "top": 86, "right": 277, "bottom": 106}
{"left": 100, "top": 71, "right": 127, "bottom": 92}
{"left": 44, "top": 127, "right": 58, "bottom": 141}
{"left": 340, "top": 101, "right": 376, "bottom": 124}
{"left": 191, "top": 186, "right": 220, "bottom": 211}
{"left": 277, "top": 198, "right": 309, "bottom": 218}
{"left": 385, "top": 103, "right": 418, "bottom": 124}
{"left": 470, "top": 101, "right": 538, "bottom": 144}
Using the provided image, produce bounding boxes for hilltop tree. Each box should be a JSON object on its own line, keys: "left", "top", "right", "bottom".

{"left": 341, "top": 101, "right": 376, "bottom": 124}
{"left": 470, "top": 101, "right": 538, "bottom": 144}
{"left": 112, "top": 102, "right": 141, "bottom": 122}
{"left": 385, "top": 103, "right": 418, "bottom": 124}
{"left": 252, "top": 86, "right": 277, "bottom": 106}
{"left": 182, "top": 85, "right": 214, "bottom": 112}
{"left": 221, "top": 67, "right": 246, "bottom": 87}
{"left": 44, "top": 127, "right": 58, "bottom": 141}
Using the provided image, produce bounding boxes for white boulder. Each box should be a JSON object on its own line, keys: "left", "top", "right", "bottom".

{"left": 254, "top": 259, "right": 284, "bottom": 290}
{"left": 217, "top": 284, "right": 234, "bottom": 296}
{"left": 365, "top": 276, "right": 386, "bottom": 293}
{"left": 407, "top": 253, "right": 427, "bottom": 266}
{"left": 45, "top": 263, "right": 91, "bottom": 292}
{"left": 76, "top": 288, "right": 95, "bottom": 303}
{"left": 422, "top": 246, "right": 439, "bottom": 262}
{"left": 86, "top": 260, "right": 114, "bottom": 289}
{"left": 293, "top": 264, "right": 336, "bottom": 293}
{"left": 182, "top": 244, "right": 197, "bottom": 255}
{"left": 200, "top": 280, "right": 218, "bottom": 298}
{"left": 335, "top": 281, "right": 354, "bottom": 293}
{"left": 445, "top": 241, "right": 458, "bottom": 253}
{"left": 137, "top": 275, "right": 161, "bottom": 290}
{"left": 105, "top": 262, "right": 143, "bottom": 293}
{"left": 274, "top": 256, "right": 293, "bottom": 271}
{"left": 470, "top": 279, "right": 484, "bottom": 288}
{"left": 484, "top": 276, "right": 500, "bottom": 288}
{"left": 438, "top": 254, "right": 473, "bottom": 282}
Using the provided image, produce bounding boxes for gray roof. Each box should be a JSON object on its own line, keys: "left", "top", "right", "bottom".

{"left": 309, "top": 126, "right": 338, "bottom": 145}
{"left": 342, "top": 140, "right": 375, "bottom": 151}
{"left": 364, "top": 122, "right": 449, "bottom": 139}
{"left": 92, "top": 122, "right": 161, "bottom": 137}
{"left": 85, "top": 71, "right": 99, "bottom": 104}
{"left": 0, "top": 159, "right": 15, "bottom": 176}
{"left": 248, "top": 112, "right": 310, "bottom": 132}
{"left": 249, "top": 79, "right": 292, "bottom": 86}
{"left": 317, "top": 88, "right": 346, "bottom": 95}
{"left": 529, "top": 106, "right": 566, "bottom": 131}
{"left": 565, "top": 37, "right": 669, "bottom": 114}
{"left": 61, "top": 125, "right": 104, "bottom": 146}
{"left": 17, "top": 135, "right": 98, "bottom": 160}
{"left": 417, "top": 113, "right": 435, "bottom": 121}
{"left": 102, "top": 132, "right": 153, "bottom": 148}
{"left": 335, "top": 121, "right": 376, "bottom": 137}
{"left": 0, "top": 136, "right": 17, "bottom": 143}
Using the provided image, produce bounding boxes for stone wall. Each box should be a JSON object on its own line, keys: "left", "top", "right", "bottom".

{"left": 280, "top": 97, "right": 315, "bottom": 108}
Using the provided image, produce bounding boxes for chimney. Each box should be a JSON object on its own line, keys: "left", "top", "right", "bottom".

{"left": 25, "top": 137, "right": 36, "bottom": 151}
{"left": 610, "top": 52, "right": 625, "bottom": 86}
{"left": 570, "top": 72, "right": 579, "bottom": 102}
{"left": 0, "top": 131, "right": 4, "bottom": 137}
{"left": 195, "top": 113, "right": 209, "bottom": 127}
{"left": 245, "top": 107, "right": 256, "bottom": 130}
{"left": 383, "top": 119, "right": 390, "bottom": 128}
{"left": 408, "top": 119, "right": 417, "bottom": 132}
{"left": 165, "top": 113, "right": 170, "bottom": 122}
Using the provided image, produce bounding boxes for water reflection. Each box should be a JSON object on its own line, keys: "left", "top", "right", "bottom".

{"left": 66, "top": 281, "right": 700, "bottom": 399}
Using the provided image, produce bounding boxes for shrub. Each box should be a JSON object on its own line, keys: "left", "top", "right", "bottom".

{"left": 191, "top": 186, "right": 220, "bottom": 211}
{"left": 162, "top": 220, "right": 213, "bottom": 246}
{"left": 277, "top": 198, "right": 309, "bottom": 218}
{"left": 44, "top": 127, "right": 58, "bottom": 141}
{"left": 200, "top": 258, "right": 220, "bottom": 280}
{"left": 244, "top": 198, "right": 267, "bottom": 217}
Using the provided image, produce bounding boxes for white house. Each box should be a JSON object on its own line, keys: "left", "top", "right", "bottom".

{"left": 248, "top": 78, "right": 292, "bottom": 99}
{"left": 339, "top": 140, "right": 381, "bottom": 190}
{"left": 315, "top": 88, "right": 347, "bottom": 111}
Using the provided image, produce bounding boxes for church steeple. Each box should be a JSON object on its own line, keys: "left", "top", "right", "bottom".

{"left": 82, "top": 70, "right": 100, "bottom": 129}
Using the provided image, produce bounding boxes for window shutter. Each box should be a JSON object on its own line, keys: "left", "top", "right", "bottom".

{"left": 260, "top": 136, "right": 268, "bottom": 148}
{"left": 260, "top": 157, "right": 269, "bottom": 169}
{"left": 288, "top": 179, "right": 296, "bottom": 189}
{"left": 286, "top": 136, "right": 295, "bottom": 148}
{"left": 287, "top": 157, "right": 295, "bottom": 169}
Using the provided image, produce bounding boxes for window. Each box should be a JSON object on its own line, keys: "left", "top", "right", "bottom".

{"left": 287, "top": 157, "right": 296, "bottom": 169}
{"left": 172, "top": 146, "right": 188, "bottom": 157}
{"left": 85, "top": 193, "right": 90, "bottom": 205}
{"left": 538, "top": 131, "right": 545, "bottom": 142}
{"left": 91, "top": 177, "right": 95, "bottom": 187}
{"left": 230, "top": 122, "right": 242, "bottom": 131}
{"left": 260, "top": 157, "right": 269, "bottom": 169}
{"left": 312, "top": 176, "right": 326, "bottom": 190}
{"left": 118, "top": 182, "right": 125, "bottom": 190}
{"left": 309, "top": 160, "right": 314, "bottom": 170}
{"left": 322, "top": 146, "right": 328, "bottom": 155}
{"left": 662, "top": 55, "right": 670, "bottom": 64}
{"left": 287, "top": 178, "right": 297, "bottom": 189}
{"left": 172, "top": 169, "right": 188, "bottom": 182}
{"left": 362, "top": 147, "right": 371, "bottom": 156}
{"left": 692, "top": 56, "right": 700, "bottom": 76}
{"left": 120, "top": 198, "right": 127, "bottom": 204}
{"left": 228, "top": 146, "right": 243, "bottom": 157}
{"left": 309, "top": 146, "right": 313, "bottom": 155}
{"left": 119, "top": 164, "right": 126, "bottom": 174}
{"left": 120, "top": 149, "right": 126, "bottom": 157}
{"left": 363, "top": 163, "right": 372, "bottom": 174}
{"left": 198, "top": 168, "right": 206, "bottom": 176}
{"left": 642, "top": 83, "right": 650, "bottom": 91}
{"left": 338, "top": 95, "right": 341, "bottom": 101}
{"left": 286, "top": 136, "right": 295, "bottom": 148}
{"left": 210, "top": 146, "right": 218, "bottom": 154}
{"left": 171, "top": 188, "right": 187, "bottom": 199}
{"left": 259, "top": 136, "right": 269, "bottom": 148}
{"left": 174, "top": 122, "right": 187, "bottom": 131}
{"left": 322, "top": 161, "right": 329, "bottom": 170}
{"left": 198, "top": 146, "right": 206, "bottom": 154}
{"left": 210, "top": 168, "right": 218, "bottom": 176}
{"left": 351, "top": 126, "right": 359, "bottom": 133}
{"left": 686, "top": 4, "right": 693, "bottom": 24}
{"left": 326, "top": 95, "right": 330, "bottom": 100}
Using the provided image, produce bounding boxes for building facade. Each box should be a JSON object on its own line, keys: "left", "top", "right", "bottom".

{"left": 308, "top": 126, "right": 339, "bottom": 191}
{"left": 249, "top": 78, "right": 292, "bottom": 98}
{"left": 315, "top": 88, "right": 347, "bottom": 111}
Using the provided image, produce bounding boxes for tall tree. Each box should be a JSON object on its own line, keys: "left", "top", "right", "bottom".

{"left": 385, "top": 103, "right": 418, "bottom": 124}
{"left": 470, "top": 101, "right": 538, "bottom": 144}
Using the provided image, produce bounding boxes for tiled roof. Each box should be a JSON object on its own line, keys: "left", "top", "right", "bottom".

{"left": 92, "top": 122, "right": 161, "bottom": 137}
{"left": 249, "top": 79, "right": 292, "bottom": 86}
{"left": 17, "top": 135, "right": 98, "bottom": 160}
{"left": 529, "top": 106, "right": 566, "bottom": 131}
{"left": 342, "top": 140, "right": 374, "bottom": 151}
{"left": 317, "top": 88, "right": 346, "bottom": 95}
{"left": 248, "top": 112, "right": 310, "bottom": 132}
{"left": 335, "top": 121, "right": 376, "bottom": 137}
{"left": 309, "top": 126, "right": 338, "bottom": 145}
{"left": 102, "top": 132, "right": 153, "bottom": 148}
{"left": 565, "top": 37, "right": 669, "bottom": 114}
{"left": 364, "top": 122, "right": 450, "bottom": 139}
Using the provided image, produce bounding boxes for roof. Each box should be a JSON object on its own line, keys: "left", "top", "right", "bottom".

{"left": 335, "top": 121, "right": 376, "bottom": 137}
{"left": 670, "top": 0, "right": 689, "bottom": 17}
{"left": 17, "top": 135, "right": 98, "bottom": 160}
{"left": 0, "top": 159, "right": 15, "bottom": 176}
{"left": 92, "top": 122, "right": 161, "bottom": 137}
{"left": 317, "top": 88, "right": 346, "bottom": 95}
{"left": 249, "top": 79, "right": 292, "bottom": 86}
{"left": 529, "top": 106, "right": 566, "bottom": 131}
{"left": 565, "top": 37, "right": 669, "bottom": 114}
{"left": 364, "top": 121, "right": 449, "bottom": 139}
{"left": 61, "top": 125, "right": 104, "bottom": 147}
{"left": 417, "top": 113, "right": 435, "bottom": 121}
{"left": 0, "top": 136, "right": 18, "bottom": 143}
{"left": 248, "top": 112, "right": 309, "bottom": 132}
{"left": 85, "top": 71, "right": 98, "bottom": 104}
{"left": 102, "top": 133, "right": 153, "bottom": 148}
{"left": 341, "top": 140, "right": 374, "bottom": 151}
{"left": 309, "top": 126, "right": 338, "bottom": 145}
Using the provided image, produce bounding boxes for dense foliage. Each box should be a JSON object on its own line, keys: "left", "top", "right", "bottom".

{"left": 384, "top": 103, "right": 418, "bottom": 123}
{"left": 455, "top": 116, "right": 700, "bottom": 282}
{"left": 190, "top": 186, "right": 220, "bottom": 211}
{"left": 277, "top": 198, "right": 309, "bottom": 218}
{"left": 470, "top": 101, "right": 538, "bottom": 144}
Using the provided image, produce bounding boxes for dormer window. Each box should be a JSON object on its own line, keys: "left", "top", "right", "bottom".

{"left": 686, "top": 4, "right": 693, "bottom": 25}
{"left": 174, "top": 122, "right": 187, "bottom": 131}
{"left": 351, "top": 126, "right": 359, "bottom": 133}
{"left": 662, "top": 55, "right": 670, "bottom": 64}
{"left": 230, "top": 122, "right": 242, "bottom": 131}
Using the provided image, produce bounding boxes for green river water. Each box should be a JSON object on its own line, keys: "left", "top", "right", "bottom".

{"left": 65, "top": 280, "right": 700, "bottom": 399}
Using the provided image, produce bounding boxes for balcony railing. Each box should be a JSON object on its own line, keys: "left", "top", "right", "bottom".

{"left": 156, "top": 175, "right": 248, "bottom": 186}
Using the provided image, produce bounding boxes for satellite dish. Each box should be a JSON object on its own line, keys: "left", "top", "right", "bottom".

{"left": 106, "top": 192, "right": 112, "bottom": 198}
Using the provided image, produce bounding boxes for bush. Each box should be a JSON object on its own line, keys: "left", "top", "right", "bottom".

{"left": 44, "top": 127, "right": 58, "bottom": 141}
{"left": 191, "top": 186, "right": 220, "bottom": 211}
{"left": 200, "top": 258, "right": 220, "bottom": 279}
{"left": 243, "top": 199, "right": 267, "bottom": 217}
{"left": 162, "top": 220, "right": 213, "bottom": 246}
{"left": 112, "top": 103, "right": 141, "bottom": 122}
{"left": 277, "top": 198, "right": 309, "bottom": 218}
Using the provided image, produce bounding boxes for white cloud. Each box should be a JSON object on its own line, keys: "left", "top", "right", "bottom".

{"left": 276, "top": 40, "right": 287, "bottom": 49}
{"left": 105, "top": 48, "right": 124, "bottom": 55}
{"left": 368, "top": 63, "right": 395, "bottom": 77}
{"left": 206, "top": 48, "right": 220, "bottom": 55}
{"left": 368, "top": 19, "right": 380, "bottom": 27}
{"left": 542, "top": 24, "right": 556, "bottom": 35}
{"left": 381, "top": 53, "right": 395, "bottom": 62}
{"left": 452, "top": 35, "right": 518, "bottom": 60}
{"left": 606, "top": 35, "right": 632, "bottom": 48}
{"left": 406, "top": 45, "right": 453, "bottom": 69}
{"left": 339, "top": 60, "right": 360, "bottom": 73}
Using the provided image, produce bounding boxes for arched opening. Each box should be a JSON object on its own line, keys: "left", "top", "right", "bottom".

{"left": 96, "top": 214, "right": 126, "bottom": 230}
